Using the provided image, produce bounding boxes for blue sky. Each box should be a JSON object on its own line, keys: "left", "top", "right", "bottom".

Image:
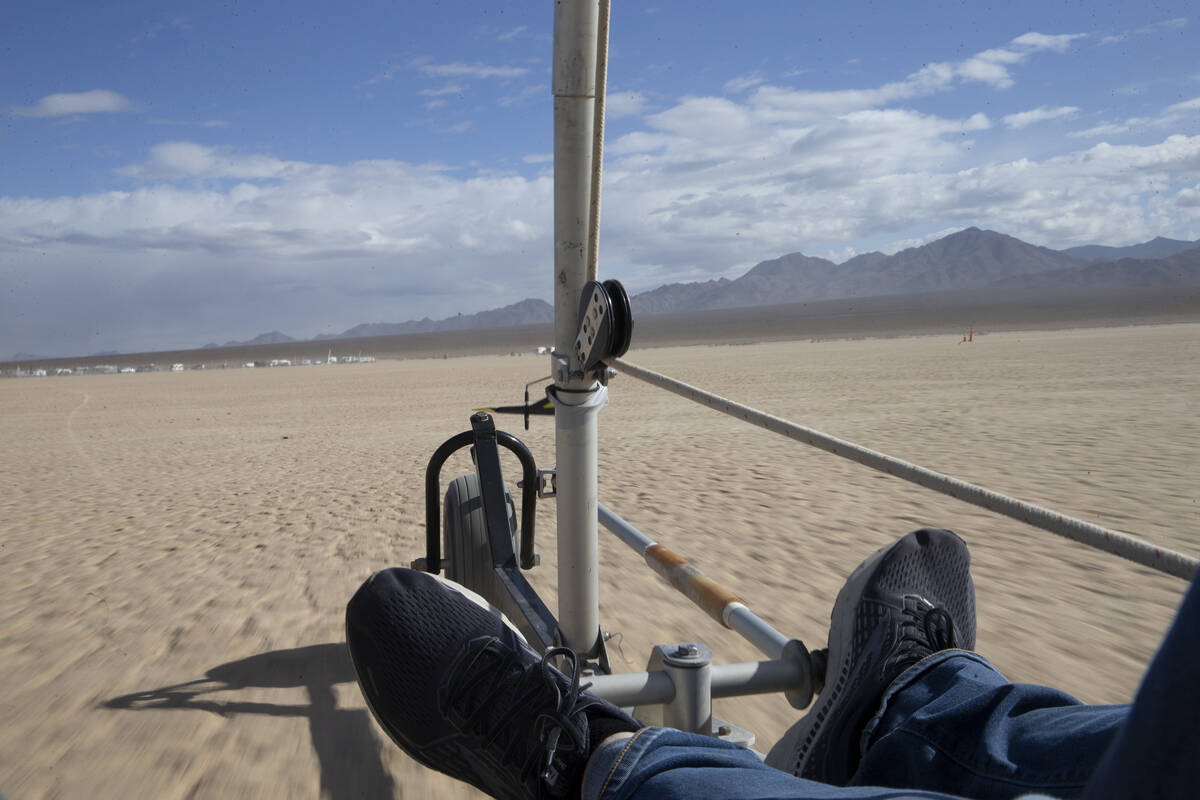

{"left": 2, "top": 1, "right": 1198, "bottom": 357}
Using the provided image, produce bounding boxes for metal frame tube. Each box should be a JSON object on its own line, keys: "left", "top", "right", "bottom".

{"left": 553, "top": 386, "right": 607, "bottom": 652}
{"left": 661, "top": 644, "right": 713, "bottom": 734}
{"left": 587, "top": 658, "right": 809, "bottom": 708}
{"left": 598, "top": 502, "right": 796, "bottom": 659}
{"left": 552, "top": 0, "right": 604, "bottom": 655}
{"left": 723, "top": 603, "right": 790, "bottom": 660}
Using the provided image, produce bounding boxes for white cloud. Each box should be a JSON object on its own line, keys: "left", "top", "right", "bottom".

{"left": 1003, "top": 105, "right": 1080, "bottom": 129}
{"left": 605, "top": 90, "right": 650, "bottom": 119}
{"left": 1068, "top": 97, "right": 1200, "bottom": 139}
{"left": 1009, "top": 32, "right": 1086, "bottom": 52}
{"left": 6, "top": 30, "right": 1199, "bottom": 355}
{"left": 445, "top": 121, "right": 473, "bottom": 134}
{"left": 1176, "top": 184, "right": 1200, "bottom": 207}
{"left": 731, "top": 30, "right": 1084, "bottom": 125}
{"left": 118, "top": 141, "right": 300, "bottom": 180}
{"left": 12, "top": 90, "right": 136, "bottom": 118}
{"left": 418, "top": 61, "right": 528, "bottom": 79}
{"left": 1069, "top": 122, "right": 1131, "bottom": 139}
{"left": 724, "top": 73, "right": 766, "bottom": 93}
{"left": 497, "top": 26, "right": 527, "bottom": 41}
{"left": 498, "top": 84, "right": 545, "bottom": 107}
{"left": 1165, "top": 97, "right": 1200, "bottom": 114}
{"left": 418, "top": 83, "right": 464, "bottom": 97}
{"left": 1101, "top": 17, "right": 1188, "bottom": 45}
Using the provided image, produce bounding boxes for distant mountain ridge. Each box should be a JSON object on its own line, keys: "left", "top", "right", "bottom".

{"left": 314, "top": 298, "right": 552, "bottom": 340}
{"left": 1061, "top": 236, "right": 1199, "bottom": 262}
{"left": 207, "top": 331, "right": 296, "bottom": 348}
{"left": 212, "top": 229, "right": 1200, "bottom": 348}
{"left": 995, "top": 245, "right": 1200, "bottom": 289}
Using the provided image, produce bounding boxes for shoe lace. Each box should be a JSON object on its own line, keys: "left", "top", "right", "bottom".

{"left": 891, "top": 595, "right": 957, "bottom": 672}
{"left": 443, "top": 638, "right": 602, "bottom": 791}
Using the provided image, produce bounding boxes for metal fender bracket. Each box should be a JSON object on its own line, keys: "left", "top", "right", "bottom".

{"left": 536, "top": 467, "right": 557, "bottom": 498}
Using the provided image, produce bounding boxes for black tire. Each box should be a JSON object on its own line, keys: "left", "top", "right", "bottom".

{"left": 443, "top": 474, "right": 518, "bottom": 607}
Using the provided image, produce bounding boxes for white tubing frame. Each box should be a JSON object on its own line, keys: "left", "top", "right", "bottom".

{"left": 553, "top": 0, "right": 604, "bottom": 653}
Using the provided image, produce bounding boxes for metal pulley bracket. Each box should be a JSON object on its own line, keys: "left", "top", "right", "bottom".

{"left": 573, "top": 278, "right": 633, "bottom": 374}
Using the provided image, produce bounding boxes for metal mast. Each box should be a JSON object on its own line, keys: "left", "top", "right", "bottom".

{"left": 551, "top": 0, "right": 604, "bottom": 655}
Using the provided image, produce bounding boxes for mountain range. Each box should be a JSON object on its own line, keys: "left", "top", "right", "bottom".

{"left": 212, "top": 228, "right": 1200, "bottom": 348}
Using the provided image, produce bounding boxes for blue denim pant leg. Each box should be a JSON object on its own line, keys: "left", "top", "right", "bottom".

{"left": 581, "top": 727, "right": 984, "bottom": 800}
{"left": 853, "top": 651, "right": 1125, "bottom": 799}
{"left": 1081, "top": 574, "right": 1200, "bottom": 800}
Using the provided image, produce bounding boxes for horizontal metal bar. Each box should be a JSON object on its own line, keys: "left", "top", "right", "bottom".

{"left": 598, "top": 502, "right": 655, "bottom": 553}
{"left": 588, "top": 667, "right": 674, "bottom": 707}
{"left": 598, "top": 502, "right": 796, "bottom": 659}
{"left": 723, "top": 603, "right": 790, "bottom": 660}
{"left": 587, "top": 659, "right": 807, "bottom": 707}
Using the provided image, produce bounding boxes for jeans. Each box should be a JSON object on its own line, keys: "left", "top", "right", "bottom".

{"left": 581, "top": 577, "right": 1200, "bottom": 800}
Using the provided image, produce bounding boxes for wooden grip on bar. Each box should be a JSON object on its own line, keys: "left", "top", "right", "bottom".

{"left": 644, "top": 544, "right": 741, "bottom": 627}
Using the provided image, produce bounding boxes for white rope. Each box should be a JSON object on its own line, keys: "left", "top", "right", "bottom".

{"left": 586, "top": 0, "right": 610, "bottom": 283}
{"left": 607, "top": 356, "right": 1198, "bottom": 581}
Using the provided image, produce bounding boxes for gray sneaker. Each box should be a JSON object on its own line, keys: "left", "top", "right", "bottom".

{"left": 766, "top": 528, "right": 976, "bottom": 784}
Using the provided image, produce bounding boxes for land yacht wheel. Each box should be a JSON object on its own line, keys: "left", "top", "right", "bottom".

{"left": 443, "top": 474, "right": 518, "bottom": 606}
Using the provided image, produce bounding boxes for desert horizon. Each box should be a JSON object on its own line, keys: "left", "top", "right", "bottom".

{"left": 2, "top": 318, "right": 1198, "bottom": 798}
{"left": 5, "top": 285, "right": 1200, "bottom": 372}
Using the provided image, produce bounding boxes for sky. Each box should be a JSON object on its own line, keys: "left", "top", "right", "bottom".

{"left": 2, "top": 1, "right": 1199, "bottom": 358}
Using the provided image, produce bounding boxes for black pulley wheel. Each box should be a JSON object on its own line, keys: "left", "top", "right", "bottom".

{"left": 602, "top": 278, "right": 633, "bottom": 359}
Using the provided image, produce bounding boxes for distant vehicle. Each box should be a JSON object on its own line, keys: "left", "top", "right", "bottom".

{"left": 56, "top": 368, "right": 72, "bottom": 375}
{"left": 243, "top": 362, "right": 256, "bottom": 368}
{"left": 120, "top": 367, "right": 136, "bottom": 374}
{"left": 301, "top": 359, "right": 312, "bottom": 366}
{"left": 171, "top": 363, "right": 184, "bottom": 372}
{"left": 33, "top": 369, "right": 47, "bottom": 377}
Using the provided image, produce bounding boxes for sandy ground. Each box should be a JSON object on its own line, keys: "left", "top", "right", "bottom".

{"left": 2, "top": 323, "right": 1197, "bottom": 799}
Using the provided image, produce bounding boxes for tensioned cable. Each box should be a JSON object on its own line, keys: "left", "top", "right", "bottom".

{"left": 586, "top": 0, "right": 610, "bottom": 284}
{"left": 606, "top": 356, "right": 1198, "bottom": 581}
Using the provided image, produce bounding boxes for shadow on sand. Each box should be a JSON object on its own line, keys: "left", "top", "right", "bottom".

{"left": 104, "top": 642, "right": 395, "bottom": 800}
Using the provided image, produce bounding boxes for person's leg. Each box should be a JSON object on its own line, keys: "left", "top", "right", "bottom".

{"left": 345, "top": 565, "right": 982, "bottom": 800}
{"left": 582, "top": 727, "right": 983, "bottom": 800}
{"left": 1081, "top": 575, "right": 1200, "bottom": 799}
{"left": 852, "top": 651, "right": 1125, "bottom": 799}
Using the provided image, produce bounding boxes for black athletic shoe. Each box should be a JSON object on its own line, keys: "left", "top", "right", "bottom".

{"left": 766, "top": 528, "right": 975, "bottom": 785}
{"left": 345, "top": 568, "right": 641, "bottom": 800}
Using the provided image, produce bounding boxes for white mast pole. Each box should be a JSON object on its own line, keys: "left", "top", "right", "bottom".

{"left": 552, "top": 0, "right": 603, "bottom": 654}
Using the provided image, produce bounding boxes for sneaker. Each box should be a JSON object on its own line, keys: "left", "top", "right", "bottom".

{"left": 345, "top": 568, "right": 641, "bottom": 799}
{"left": 766, "top": 528, "right": 975, "bottom": 784}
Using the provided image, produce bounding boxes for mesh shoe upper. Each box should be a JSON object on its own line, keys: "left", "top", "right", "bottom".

{"left": 766, "top": 528, "right": 976, "bottom": 785}
{"left": 345, "top": 567, "right": 639, "bottom": 800}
